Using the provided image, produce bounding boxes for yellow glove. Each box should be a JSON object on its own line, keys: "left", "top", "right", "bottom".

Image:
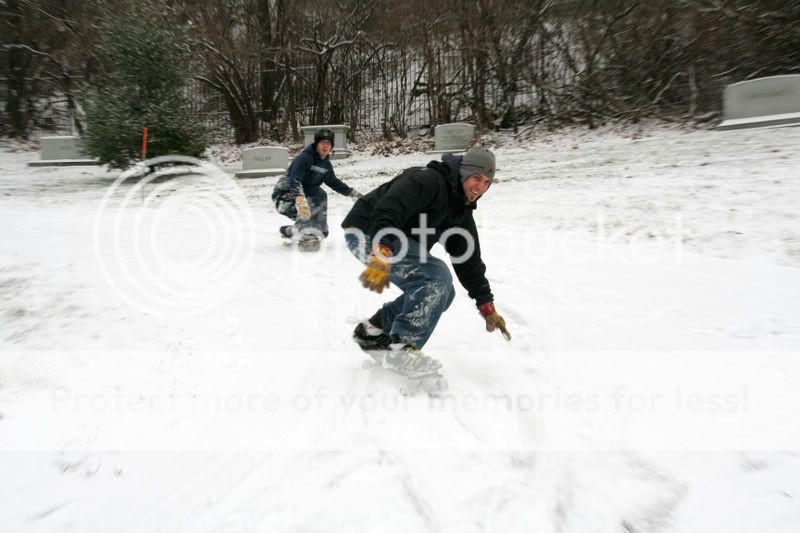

{"left": 478, "top": 302, "right": 511, "bottom": 341}
{"left": 295, "top": 195, "right": 310, "bottom": 219}
{"left": 359, "top": 244, "right": 392, "bottom": 293}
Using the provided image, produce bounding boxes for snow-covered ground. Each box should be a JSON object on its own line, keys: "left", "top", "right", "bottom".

{"left": 2, "top": 124, "right": 800, "bottom": 531}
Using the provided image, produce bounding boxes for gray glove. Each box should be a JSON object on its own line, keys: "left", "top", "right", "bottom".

{"left": 349, "top": 189, "right": 364, "bottom": 200}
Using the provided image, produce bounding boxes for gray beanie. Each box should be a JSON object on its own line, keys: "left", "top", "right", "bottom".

{"left": 458, "top": 147, "right": 496, "bottom": 183}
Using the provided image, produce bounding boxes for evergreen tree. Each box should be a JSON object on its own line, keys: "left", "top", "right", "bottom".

{"left": 83, "top": 1, "right": 206, "bottom": 169}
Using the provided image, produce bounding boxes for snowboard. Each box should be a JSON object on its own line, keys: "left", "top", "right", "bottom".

{"left": 281, "top": 237, "right": 321, "bottom": 252}
{"left": 356, "top": 342, "right": 448, "bottom": 397}
{"left": 280, "top": 228, "right": 321, "bottom": 252}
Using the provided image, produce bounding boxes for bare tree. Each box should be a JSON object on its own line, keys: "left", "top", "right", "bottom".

{"left": 288, "top": 0, "right": 377, "bottom": 125}
{"left": 1, "top": 0, "right": 96, "bottom": 137}
{"left": 189, "top": 0, "right": 264, "bottom": 143}
{"left": 4, "top": 0, "right": 799, "bottom": 140}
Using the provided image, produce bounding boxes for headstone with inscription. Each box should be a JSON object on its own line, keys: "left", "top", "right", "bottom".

{"left": 235, "top": 147, "right": 290, "bottom": 178}
{"left": 28, "top": 136, "right": 100, "bottom": 167}
{"left": 429, "top": 123, "right": 476, "bottom": 154}
{"left": 717, "top": 75, "right": 800, "bottom": 130}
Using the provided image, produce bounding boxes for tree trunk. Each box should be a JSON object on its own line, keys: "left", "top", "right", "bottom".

{"left": 5, "top": 0, "right": 29, "bottom": 138}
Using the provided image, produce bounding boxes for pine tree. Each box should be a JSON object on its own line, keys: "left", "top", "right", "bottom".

{"left": 83, "top": 1, "right": 206, "bottom": 169}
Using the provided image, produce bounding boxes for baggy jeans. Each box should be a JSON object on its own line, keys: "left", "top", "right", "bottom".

{"left": 345, "top": 232, "right": 455, "bottom": 348}
{"left": 274, "top": 185, "right": 329, "bottom": 238}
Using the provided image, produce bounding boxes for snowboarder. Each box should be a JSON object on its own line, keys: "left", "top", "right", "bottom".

{"left": 272, "top": 128, "right": 362, "bottom": 251}
{"left": 341, "top": 146, "right": 511, "bottom": 376}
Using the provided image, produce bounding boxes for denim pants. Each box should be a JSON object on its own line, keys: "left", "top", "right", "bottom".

{"left": 275, "top": 186, "right": 329, "bottom": 237}
{"left": 345, "top": 233, "right": 455, "bottom": 348}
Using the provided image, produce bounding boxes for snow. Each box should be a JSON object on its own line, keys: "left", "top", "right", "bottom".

{"left": 2, "top": 124, "right": 800, "bottom": 531}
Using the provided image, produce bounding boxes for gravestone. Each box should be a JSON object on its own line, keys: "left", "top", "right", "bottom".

{"left": 429, "top": 123, "right": 476, "bottom": 154}
{"left": 235, "top": 147, "right": 289, "bottom": 178}
{"left": 28, "top": 136, "right": 100, "bottom": 167}
{"left": 300, "top": 124, "right": 352, "bottom": 159}
{"left": 717, "top": 75, "right": 800, "bottom": 131}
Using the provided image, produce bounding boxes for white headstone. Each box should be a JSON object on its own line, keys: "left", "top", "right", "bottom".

{"left": 717, "top": 75, "right": 800, "bottom": 130}
{"left": 429, "top": 123, "right": 475, "bottom": 154}
{"left": 235, "top": 146, "right": 289, "bottom": 178}
{"left": 28, "top": 135, "right": 100, "bottom": 167}
{"left": 300, "top": 124, "right": 352, "bottom": 159}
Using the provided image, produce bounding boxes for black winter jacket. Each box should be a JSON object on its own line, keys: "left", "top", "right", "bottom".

{"left": 341, "top": 158, "right": 493, "bottom": 306}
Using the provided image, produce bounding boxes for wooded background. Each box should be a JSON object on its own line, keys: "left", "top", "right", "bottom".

{"left": 2, "top": 0, "right": 798, "bottom": 143}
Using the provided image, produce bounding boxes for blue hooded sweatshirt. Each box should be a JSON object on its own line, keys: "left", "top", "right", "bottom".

{"left": 286, "top": 143, "right": 352, "bottom": 197}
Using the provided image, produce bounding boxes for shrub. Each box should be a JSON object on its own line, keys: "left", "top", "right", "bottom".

{"left": 83, "top": 1, "right": 206, "bottom": 169}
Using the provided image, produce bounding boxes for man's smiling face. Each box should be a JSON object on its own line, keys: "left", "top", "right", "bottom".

{"left": 462, "top": 173, "right": 493, "bottom": 202}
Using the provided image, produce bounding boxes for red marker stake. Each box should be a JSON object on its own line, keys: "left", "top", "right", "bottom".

{"left": 141, "top": 127, "right": 148, "bottom": 159}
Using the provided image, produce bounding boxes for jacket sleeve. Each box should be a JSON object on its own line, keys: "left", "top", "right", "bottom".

{"left": 322, "top": 165, "right": 353, "bottom": 196}
{"left": 444, "top": 213, "right": 493, "bottom": 306}
{"left": 286, "top": 152, "right": 313, "bottom": 196}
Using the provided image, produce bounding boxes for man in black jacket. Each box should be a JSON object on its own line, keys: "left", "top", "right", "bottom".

{"left": 341, "top": 147, "right": 510, "bottom": 374}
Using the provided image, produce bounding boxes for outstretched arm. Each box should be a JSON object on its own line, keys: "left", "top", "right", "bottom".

{"left": 322, "top": 167, "right": 354, "bottom": 196}
{"left": 446, "top": 216, "right": 510, "bottom": 341}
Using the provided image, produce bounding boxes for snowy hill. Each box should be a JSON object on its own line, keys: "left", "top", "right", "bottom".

{"left": 1, "top": 125, "right": 800, "bottom": 532}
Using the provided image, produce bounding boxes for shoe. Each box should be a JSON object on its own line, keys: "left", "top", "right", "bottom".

{"left": 353, "top": 321, "right": 392, "bottom": 351}
{"left": 380, "top": 342, "right": 442, "bottom": 377}
{"left": 279, "top": 225, "right": 293, "bottom": 239}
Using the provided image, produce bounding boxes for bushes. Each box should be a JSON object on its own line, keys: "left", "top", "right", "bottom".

{"left": 83, "top": 1, "right": 206, "bottom": 169}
